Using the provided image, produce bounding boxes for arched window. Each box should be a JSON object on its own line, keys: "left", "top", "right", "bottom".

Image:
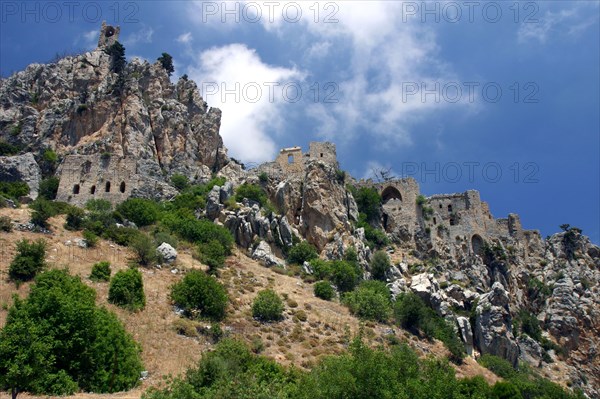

{"left": 90, "top": 185, "right": 96, "bottom": 194}
{"left": 120, "top": 182, "right": 126, "bottom": 193}
{"left": 105, "top": 181, "right": 111, "bottom": 192}
{"left": 73, "top": 184, "right": 80, "bottom": 194}
{"left": 381, "top": 186, "right": 402, "bottom": 204}
{"left": 448, "top": 204, "right": 453, "bottom": 213}
{"left": 471, "top": 234, "right": 484, "bottom": 256}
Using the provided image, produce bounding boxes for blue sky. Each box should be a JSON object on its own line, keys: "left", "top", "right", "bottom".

{"left": 1, "top": 1, "right": 599, "bottom": 243}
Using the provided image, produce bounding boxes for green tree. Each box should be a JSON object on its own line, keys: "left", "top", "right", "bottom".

{"left": 116, "top": 198, "right": 160, "bottom": 227}
{"left": 89, "top": 261, "right": 111, "bottom": 282}
{"left": 252, "top": 289, "right": 284, "bottom": 322}
{"left": 38, "top": 177, "right": 59, "bottom": 200}
{"left": 170, "top": 174, "right": 189, "bottom": 191}
{"left": 30, "top": 198, "right": 57, "bottom": 228}
{"left": 65, "top": 206, "right": 85, "bottom": 230}
{"left": 157, "top": 53, "right": 174, "bottom": 76}
{"left": 235, "top": 183, "right": 267, "bottom": 207}
{"left": 9, "top": 239, "right": 46, "bottom": 282}
{"left": 288, "top": 241, "right": 318, "bottom": 265}
{"left": 0, "top": 270, "right": 142, "bottom": 397}
{"left": 370, "top": 250, "right": 391, "bottom": 281}
{"left": 344, "top": 280, "right": 391, "bottom": 322}
{"left": 106, "top": 41, "right": 126, "bottom": 74}
{"left": 349, "top": 186, "right": 381, "bottom": 223}
{"left": 331, "top": 260, "right": 360, "bottom": 293}
{"left": 314, "top": 281, "right": 335, "bottom": 300}
{"left": 130, "top": 233, "right": 158, "bottom": 267}
{"left": 108, "top": 268, "right": 146, "bottom": 311}
{"left": 170, "top": 270, "right": 228, "bottom": 321}
{"left": 198, "top": 239, "right": 227, "bottom": 272}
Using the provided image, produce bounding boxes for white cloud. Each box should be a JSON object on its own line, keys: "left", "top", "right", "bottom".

{"left": 187, "top": 44, "right": 304, "bottom": 163}
{"left": 177, "top": 32, "right": 193, "bottom": 43}
{"left": 75, "top": 29, "right": 98, "bottom": 50}
{"left": 123, "top": 26, "right": 154, "bottom": 47}
{"left": 518, "top": 3, "right": 599, "bottom": 44}
{"left": 183, "top": 1, "right": 476, "bottom": 151}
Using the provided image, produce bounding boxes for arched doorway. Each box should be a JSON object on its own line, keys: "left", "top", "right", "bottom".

{"left": 381, "top": 186, "right": 402, "bottom": 204}
{"left": 471, "top": 234, "right": 484, "bottom": 256}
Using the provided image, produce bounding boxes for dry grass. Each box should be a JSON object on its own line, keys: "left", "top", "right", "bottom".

{"left": 0, "top": 206, "right": 505, "bottom": 399}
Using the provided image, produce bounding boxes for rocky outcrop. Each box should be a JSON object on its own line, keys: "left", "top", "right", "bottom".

{"left": 157, "top": 242, "right": 177, "bottom": 263}
{"left": 0, "top": 44, "right": 228, "bottom": 194}
{"left": 474, "top": 282, "right": 519, "bottom": 366}
{"left": 0, "top": 153, "right": 41, "bottom": 200}
{"left": 252, "top": 241, "right": 285, "bottom": 267}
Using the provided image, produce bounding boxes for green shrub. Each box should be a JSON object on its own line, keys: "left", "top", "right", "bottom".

{"left": 348, "top": 185, "right": 381, "bottom": 223}
{"left": 288, "top": 241, "right": 318, "bottom": 265}
{"left": 170, "top": 174, "right": 189, "bottom": 191}
{"left": 370, "top": 250, "right": 391, "bottom": 281}
{"left": 314, "top": 281, "right": 335, "bottom": 300}
{"left": 85, "top": 199, "right": 112, "bottom": 213}
{"left": 9, "top": 238, "right": 46, "bottom": 282}
{"left": 0, "top": 269, "right": 143, "bottom": 395}
{"left": 356, "top": 213, "right": 389, "bottom": 249}
{"left": 394, "top": 292, "right": 465, "bottom": 362}
{"left": 258, "top": 171, "right": 269, "bottom": 182}
{"left": 0, "top": 216, "right": 12, "bottom": 232}
{"left": 161, "top": 209, "right": 233, "bottom": 254}
{"left": 310, "top": 259, "right": 334, "bottom": 280}
{"left": 108, "top": 268, "right": 146, "bottom": 311}
{"left": 0, "top": 181, "right": 29, "bottom": 201}
{"left": 344, "top": 280, "right": 391, "bottom": 322}
{"left": 198, "top": 239, "right": 227, "bottom": 272}
{"left": 491, "top": 381, "right": 523, "bottom": 399}
{"left": 89, "top": 261, "right": 111, "bottom": 282}
{"left": 252, "top": 289, "right": 284, "bottom": 322}
{"left": 478, "top": 355, "right": 516, "bottom": 379}
{"left": 170, "top": 270, "right": 228, "bottom": 321}
{"left": 38, "top": 177, "right": 59, "bottom": 200}
{"left": 157, "top": 52, "right": 174, "bottom": 76}
{"left": 153, "top": 230, "right": 179, "bottom": 248}
{"left": 514, "top": 309, "right": 542, "bottom": 342}
{"left": 331, "top": 260, "right": 360, "bottom": 292}
{"left": 235, "top": 183, "right": 267, "bottom": 206}
{"left": 130, "top": 233, "right": 157, "bottom": 266}
{"left": 103, "top": 225, "right": 141, "bottom": 246}
{"left": 83, "top": 230, "right": 99, "bottom": 248}
{"left": 65, "top": 206, "right": 85, "bottom": 230}
{"left": 116, "top": 198, "right": 160, "bottom": 227}
{"left": 0, "top": 139, "right": 21, "bottom": 156}
{"left": 30, "top": 198, "right": 56, "bottom": 228}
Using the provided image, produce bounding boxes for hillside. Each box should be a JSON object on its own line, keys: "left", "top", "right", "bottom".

{"left": 0, "top": 23, "right": 598, "bottom": 399}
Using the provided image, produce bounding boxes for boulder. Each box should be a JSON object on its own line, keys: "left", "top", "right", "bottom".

{"left": 410, "top": 273, "right": 439, "bottom": 304}
{"left": 252, "top": 241, "right": 284, "bottom": 267}
{"left": 157, "top": 242, "right": 177, "bottom": 263}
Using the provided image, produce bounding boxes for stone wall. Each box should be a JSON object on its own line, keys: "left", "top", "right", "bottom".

{"left": 97, "top": 21, "right": 120, "bottom": 49}
{"left": 56, "top": 155, "right": 136, "bottom": 206}
{"left": 275, "top": 147, "right": 304, "bottom": 173}
{"left": 307, "top": 141, "right": 337, "bottom": 166}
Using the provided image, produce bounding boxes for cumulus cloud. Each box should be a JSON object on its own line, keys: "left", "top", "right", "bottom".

{"left": 187, "top": 44, "right": 304, "bottom": 163}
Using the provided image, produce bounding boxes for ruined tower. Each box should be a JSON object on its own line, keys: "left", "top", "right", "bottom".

{"left": 97, "top": 21, "right": 120, "bottom": 49}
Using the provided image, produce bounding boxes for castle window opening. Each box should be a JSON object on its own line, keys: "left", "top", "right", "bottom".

{"left": 73, "top": 184, "right": 80, "bottom": 194}
{"left": 288, "top": 155, "right": 294, "bottom": 164}
{"left": 120, "top": 182, "right": 126, "bottom": 193}
{"left": 433, "top": 217, "right": 437, "bottom": 225}
{"left": 471, "top": 234, "right": 484, "bottom": 256}
{"left": 381, "top": 186, "right": 402, "bottom": 204}
{"left": 320, "top": 153, "right": 323, "bottom": 157}
{"left": 450, "top": 216, "right": 456, "bottom": 226}
{"left": 90, "top": 185, "right": 96, "bottom": 194}
{"left": 439, "top": 204, "right": 442, "bottom": 208}
{"left": 448, "top": 204, "right": 453, "bottom": 213}
{"left": 105, "top": 181, "right": 111, "bottom": 192}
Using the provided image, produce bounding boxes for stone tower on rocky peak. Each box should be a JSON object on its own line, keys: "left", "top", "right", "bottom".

{"left": 97, "top": 21, "right": 120, "bottom": 49}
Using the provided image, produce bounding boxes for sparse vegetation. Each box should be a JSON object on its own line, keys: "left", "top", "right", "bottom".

{"left": 170, "top": 173, "right": 189, "bottom": 190}
{"left": 0, "top": 215, "right": 12, "bottom": 232}
{"left": 235, "top": 182, "right": 268, "bottom": 207}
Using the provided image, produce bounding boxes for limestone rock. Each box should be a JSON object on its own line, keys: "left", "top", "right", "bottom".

{"left": 157, "top": 242, "right": 177, "bottom": 263}
{"left": 0, "top": 153, "right": 41, "bottom": 200}
{"left": 456, "top": 316, "right": 474, "bottom": 356}
{"left": 252, "top": 241, "right": 284, "bottom": 267}
{"left": 410, "top": 273, "right": 439, "bottom": 304}
{"left": 474, "top": 282, "right": 519, "bottom": 366}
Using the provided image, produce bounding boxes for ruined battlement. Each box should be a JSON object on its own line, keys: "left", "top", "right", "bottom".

{"left": 97, "top": 21, "right": 120, "bottom": 49}
{"left": 258, "top": 141, "right": 338, "bottom": 177}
